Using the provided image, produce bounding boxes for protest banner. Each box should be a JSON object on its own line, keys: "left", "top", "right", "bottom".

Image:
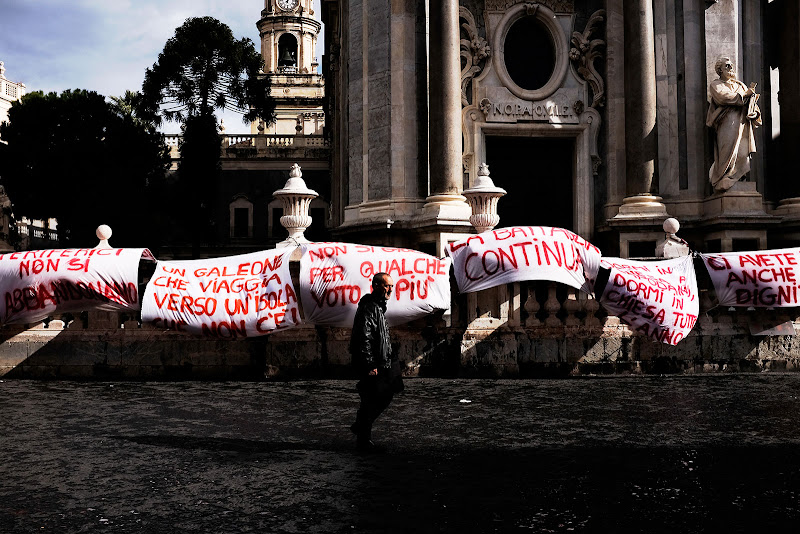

{"left": 141, "top": 249, "right": 300, "bottom": 338}
{"left": 445, "top": 226, "right": 602, "bottom": 294}
{"left": 600, "top": 256, "right": 698, "bottom": 345}
{"left": 701, "top": 248, "right": 800, "bottom": 307}
{"left": 0, "top": 248, "right": 153, "bottom": 324}
{"left": 299, "top": 243, "right": 452, "bottom": 327}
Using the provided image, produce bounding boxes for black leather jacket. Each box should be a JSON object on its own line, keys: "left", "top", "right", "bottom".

{"left": 349, "top": 292, "right": 392, "bottom": 372}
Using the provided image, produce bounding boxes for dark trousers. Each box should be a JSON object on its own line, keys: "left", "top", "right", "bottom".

{"left": 353, "top": 372, "right": 401, "bottom": 440}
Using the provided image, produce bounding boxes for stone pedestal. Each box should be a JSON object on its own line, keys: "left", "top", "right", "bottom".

{"left": 703, "top": 229, "right": 768, "bottom": 253}
{"left": 700, "top": 182, "right": 776, "bottom": 252}
{"left": 617, "top": 230, "right": 664, "bottom": 259}
{"left": 703, "top": 181, "right": 766, "bottom": 217}
{"left": 610, "top": 196, "right": 670, "bottom": 258}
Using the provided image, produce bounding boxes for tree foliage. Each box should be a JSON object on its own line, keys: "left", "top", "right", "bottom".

{"left": 139, "top": 16, "right": 276, "bottom": 256}
{"left": 0, "top": 89, "right": 169, "bottom": 249}
{"left": 139, "top": 16, "right": 275, "bottom": 128}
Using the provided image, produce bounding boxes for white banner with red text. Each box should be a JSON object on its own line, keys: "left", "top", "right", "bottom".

{"left": 600, "top": 256, "right": 698, "bottom": 345}
{"left": 701, "top": 248, "right": 800, "bottom": 307}
{"left": 299, "top": 243, "right": 451, "bottom": 327}
{"left": 141, "top": 249, "right": 300, "bottom": 338}
{"left": 445, "top": 226, "right": 602, "bottom": 294}
{"left": 0, "top": 248, "right": 153, "bottom": 325}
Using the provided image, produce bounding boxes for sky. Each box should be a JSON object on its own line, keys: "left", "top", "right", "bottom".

{"left": 0, "top": 0, "right": 323, "bottom": 134}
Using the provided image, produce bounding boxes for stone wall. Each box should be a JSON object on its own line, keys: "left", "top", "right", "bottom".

{"left": 2, "top": 281, "right": 800, "bottom": 379}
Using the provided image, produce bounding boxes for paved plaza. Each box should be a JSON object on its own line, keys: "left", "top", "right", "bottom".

{"left": 1, "top": 376, "right": 800, "bottom": 533}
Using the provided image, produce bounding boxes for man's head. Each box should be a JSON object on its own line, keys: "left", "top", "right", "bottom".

{"left": 715, "top": 56, "right": 735, "bottom": 80}
{"left": 372, "top": 273, "right": 394, "bottom": 302}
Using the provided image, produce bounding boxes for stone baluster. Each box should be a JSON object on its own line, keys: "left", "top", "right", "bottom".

{"left": 698, "top": 290, "right": 715, "bottom": 330}
{"left": 524, "top": 284, "right": 541, "bottom": 327}
{"left": 582, "top": 292, "right": 601, "bottom": 327}
{"left": 273, "top": 163, "right": 319, "bottom": 248}
{"left": 544, "top": 282, "right": 561, "bottom": 327}
{"left": 717, "top": 305, "right": 734, "bottom": 326}
{"left": 564, "top": 289, "right": 581, "bottom": 326}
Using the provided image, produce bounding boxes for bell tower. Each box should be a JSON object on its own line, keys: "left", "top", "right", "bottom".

{"left": 256, "top": 0, "right": 324, "bottom": 136}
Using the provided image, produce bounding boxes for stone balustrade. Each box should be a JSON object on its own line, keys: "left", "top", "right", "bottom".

{"left": 163, "top": 133, "right": 330, "bottom": 159}
{"left": 3, "top": 265, "right": 800, "bottom": 379}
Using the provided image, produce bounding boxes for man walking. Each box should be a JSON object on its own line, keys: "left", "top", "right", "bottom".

{"left": 349, "top": 272, "right": 402, "bottom": 451}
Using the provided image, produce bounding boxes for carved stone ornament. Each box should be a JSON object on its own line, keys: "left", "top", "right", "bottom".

{"left": 479, "top": 98, "right": 492, "bottom": 118}
{"left": 570, "top": 10, "right": 606, "bottom": 108}
{"left": 460, "top": 7, "right": 491, "bottom": 108}
{"left": 485, "top": 0, "right": 574, "bottom": 13}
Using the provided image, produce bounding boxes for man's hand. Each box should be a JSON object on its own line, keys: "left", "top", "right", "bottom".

{"left": 368, "top": 368, "right": 378, "bottom": 376}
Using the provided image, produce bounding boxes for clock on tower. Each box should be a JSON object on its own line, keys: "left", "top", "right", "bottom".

{"left": 276, "top": 0, "right": 299, "bottom": 11}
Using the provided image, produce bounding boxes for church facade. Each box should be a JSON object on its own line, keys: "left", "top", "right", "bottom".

{"left": 317, "top": 0, "right": 800, "bottom": 258}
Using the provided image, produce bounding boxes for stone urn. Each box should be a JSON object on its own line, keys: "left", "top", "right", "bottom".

{"left": 462, "top": 163, "right": 507, "bottom": 233}
{"left": 273, "top": 163, "right": 318, "bottom": 248}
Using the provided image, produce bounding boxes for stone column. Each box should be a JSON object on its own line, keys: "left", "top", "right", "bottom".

{"left": 683, "top": 0, "right": 707, "bottom": 199}
{"left": 776, "top": 0, "right": 800, "bottom": 204}
{"left": 615, "top": 0, "right": 667, "bottom": 218}
{"left": 742, "top": 0, "right": 766, "bottom": 193}
{"left": 425, "top": 0, "right": 470, "bottom": 219}
{"left": 603, "top": 0, "right": 626, "bottom": 220}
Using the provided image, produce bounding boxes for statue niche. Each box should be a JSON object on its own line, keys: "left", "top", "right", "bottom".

{"left": 706, "top": 56, "right": 762, "bottom": 193}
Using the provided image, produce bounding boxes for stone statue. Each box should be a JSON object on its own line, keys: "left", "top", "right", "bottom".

{"left": 706, "top": 56, "right": 762, "bottom": 193}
